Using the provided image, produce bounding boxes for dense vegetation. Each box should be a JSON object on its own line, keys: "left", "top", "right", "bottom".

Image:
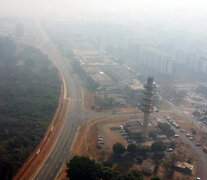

{"left": 67, "top": 155, "right": 162, "bottom": 180}
{"left": 158, "top": 123, "right": 175, "bottom": 137}
{"left": 0, "top": 37, "right": 61, "bottom": 180}
{"left": 112, "top": 142, "right": 167, "bottom": 163}
{"left": 66, "top": 141, "right": 166, "bottom": 179}
{"left": 66, "top": 156, "right": 144, "bottom": 180}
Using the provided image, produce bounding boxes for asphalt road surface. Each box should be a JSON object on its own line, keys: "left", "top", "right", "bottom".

{"left": 33, "top": 22, "right": 85, "bottom": 180}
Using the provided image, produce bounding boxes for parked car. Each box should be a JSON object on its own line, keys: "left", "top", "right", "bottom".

{"left": 189, "top": 136, "right": 194, "bottom": 140}
{"left": 196, "top": 142, "right": 202, "bottom": 146}
{"left": 123, "top": 135, "right": 129, "bottom": 139}
{"left": 186, "top": 133, "right": 191, "bottom": 137}
{"left": 98, "top": 141, "right": 104, "bottom": 144}
{"left": 174, "top": 134, "right": 179, "bottom": 138}
{"left": 167, "top": 148, "right": 174, "bottom": 152}
{"left": 120, "top": 129, "right": 125, "bottom": 132}
{"left": 128, "top": 139, "right": 136, "bottom": 144}
{"left": 180, "top": 129, "right": 186, "bottom": 133}
{"left": 122, "top": 132, "right": 127, "bottom": 136}
{"left": 175, "top": 124, "right": 180, "bottom": 129}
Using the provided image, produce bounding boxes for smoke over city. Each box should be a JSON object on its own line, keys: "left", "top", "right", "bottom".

{"left": 0, "top": 1, "right": 207, "bottom": 180}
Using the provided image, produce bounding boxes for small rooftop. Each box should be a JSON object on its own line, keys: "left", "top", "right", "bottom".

{"left": 175, "top": 162, "right": 194, "bottom": 171}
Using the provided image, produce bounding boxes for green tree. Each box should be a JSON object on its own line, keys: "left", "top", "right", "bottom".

{"left": 111, "top": 171, "right": 123, "bottom": 180}
{"left": 151, "top": 141, "right": 167, "bottom": 152}
{"left": 127, "top": 144, "right": 137, "bottom": 154}
{"left": 158, "top": 123, "right": 174, "bottom": 137}
{"left": 0, "top": 37, "right": 61, "bottom": 179}
{"left": 66, "top": 156, "right": 98, "bottom": 180}
{"left": 112, "top": 143, "right": 126, "bottom": 155}
{"left": 96, "top": 163, "right": 113, "bottom": 180}
{"left": 151, "top": 176, "right": 161, "bottom": 180}
{"left": 66, "top": 156, "right": 126, "bottom": 180}
{"left": 123, "top": 169, "right": 143, "bottom": 180}
{"left": 191, "top": 128, "right": 197, "bottom": 135}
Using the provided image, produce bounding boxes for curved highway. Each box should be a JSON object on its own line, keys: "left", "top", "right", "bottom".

{"left": 33, "top": 22, "right": 84, "bottom": 180}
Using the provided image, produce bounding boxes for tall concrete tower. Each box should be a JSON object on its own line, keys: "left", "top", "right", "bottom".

{"left": 141, "top": 77, "right": 156, "bottom": 141}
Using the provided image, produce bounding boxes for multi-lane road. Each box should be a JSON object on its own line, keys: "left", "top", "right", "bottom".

{"left": 32, "top": 22, "right": 85, "bottom": 180}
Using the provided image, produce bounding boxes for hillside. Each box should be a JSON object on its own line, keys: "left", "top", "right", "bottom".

{"left": 0, "top": 37, "right": 61, "bottom": 180}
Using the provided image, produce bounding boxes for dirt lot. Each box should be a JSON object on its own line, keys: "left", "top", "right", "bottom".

{"left": 88, "top": 118, "right": 129, "bottom": 160}
{"left": 70, "top": 115, "right": 141, "bottom": 157}
{"left": 82, "top": 88, "right": 136, "bottom": 113}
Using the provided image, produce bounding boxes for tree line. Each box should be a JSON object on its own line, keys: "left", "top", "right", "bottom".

{"left": 66, "top": 156, "right": 161, "bottom": 180}
{"left": 66, "top": 141, "right": 168, "bottom": 180}
{"left": 0, "top": 37, "right": 61, "bottom": 180}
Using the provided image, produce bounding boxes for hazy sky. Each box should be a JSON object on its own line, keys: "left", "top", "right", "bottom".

{"left": 0, "top": 0, "right": 207, "bottom": 22}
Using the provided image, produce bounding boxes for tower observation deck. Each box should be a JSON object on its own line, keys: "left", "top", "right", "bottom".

{"left": 141, "top": 77, "right": 156, "bottom": 140}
